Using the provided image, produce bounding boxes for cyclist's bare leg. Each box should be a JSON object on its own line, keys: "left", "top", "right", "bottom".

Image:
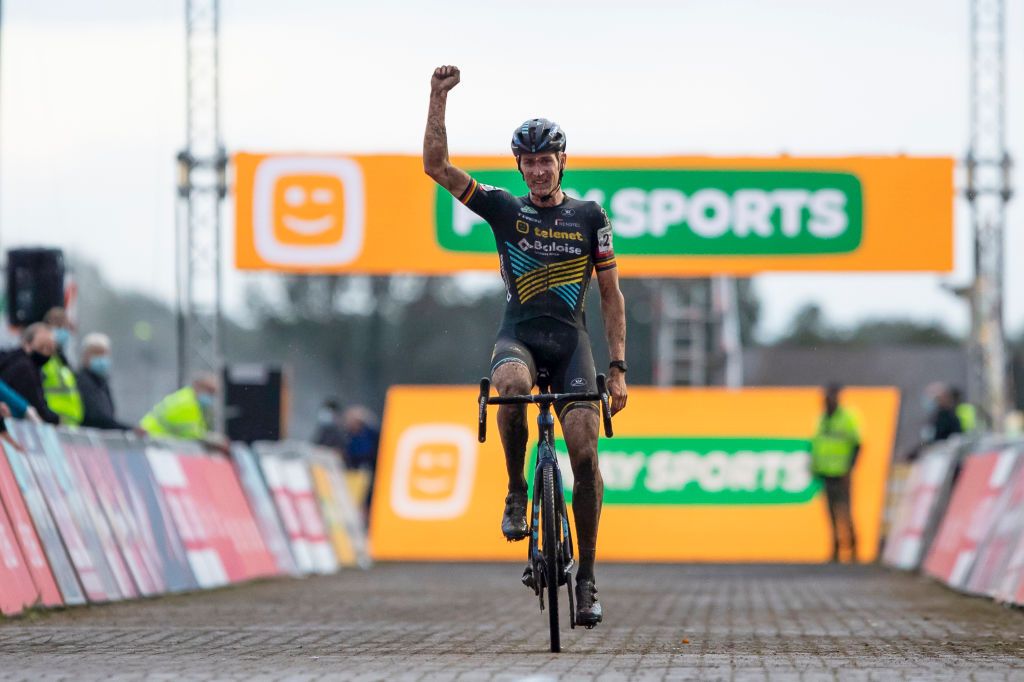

{"left": 562, "top": 406, "right": 603, "bottom": 582}
{"left": 492, "top": 361, "right": 532, "bottom": 493}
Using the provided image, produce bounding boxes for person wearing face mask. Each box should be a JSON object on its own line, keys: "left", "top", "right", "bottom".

{"left": 75, "top": 333, "right": 130, "bottom": 431}
{"left": 0, "top": 323, "right": 61, "bottom": 425}
{"left": 40, "top": 307, "right": 84, "bottom": 426}
{"left": 312, "top": 398, "right": 347, "bottom": 462}
{"left": 139, "top": 372, "right": 219, "bottom": 441}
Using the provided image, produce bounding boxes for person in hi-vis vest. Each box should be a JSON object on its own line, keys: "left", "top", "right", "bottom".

{"left": 810, "top": 383, "right": 861, "bottom": 563}
{"left": 41, "top": 307, "right": 83, "bottom": 425}
{"left": 139, "top": 372, "right": 219, "bottom": 441}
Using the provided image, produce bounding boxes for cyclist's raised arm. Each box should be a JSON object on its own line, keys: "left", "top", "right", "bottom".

{"left": 423, "top": 65, "right": 473, "bottom": 197}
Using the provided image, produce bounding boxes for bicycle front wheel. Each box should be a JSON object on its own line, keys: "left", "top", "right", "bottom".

{"left": 541, "top": 459, "right": 561, "bottom": 653}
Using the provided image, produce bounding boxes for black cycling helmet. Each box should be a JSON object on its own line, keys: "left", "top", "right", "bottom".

{"left": 511, "top": 118, "right": 566, "bottom": 156}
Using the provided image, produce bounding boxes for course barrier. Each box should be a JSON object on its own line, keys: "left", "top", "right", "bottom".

{"left": 370, "top": 385, "right": 900, "bottom": 562}
{"left": 882, "top": 435, "right": 1024, "bottom": 608}
{"left": 0, "top": 424, "right": 369, "bottom": 617}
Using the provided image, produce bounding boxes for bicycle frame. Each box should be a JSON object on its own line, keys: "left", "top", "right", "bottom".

{"left": 525, "top": 400, "right": 575, "bottom": 616}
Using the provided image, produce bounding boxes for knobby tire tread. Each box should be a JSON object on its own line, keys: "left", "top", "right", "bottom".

{"left": 542, "top": 460, "right": 560, "bottom": 653}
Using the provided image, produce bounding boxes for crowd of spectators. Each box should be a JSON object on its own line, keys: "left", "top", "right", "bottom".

{"left": 0, "top": 306, "right": 227, "bottom": 453}
{"left": 0, "top": 307, "right": 377, "bottom": 491}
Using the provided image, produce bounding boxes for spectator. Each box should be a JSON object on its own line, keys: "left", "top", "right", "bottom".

{"left": 0, "top": 323, "right": 60, "bottom": 424}
{"left": 313, "top": 398, "right": 347, "bottom": 461}
{"left": 950, "top": 386, "right": 981, "bottom": 433}
{"left": 923, "top": 382, "right": 963, "bottom": 443}
{"left": 75, "top": 333, "right": 130, "bottom": 430}
{"left": 344, "top": 406, "right": 380, "bottom": 517}
{"left": 0, "top": 376, "right": 31, "bottom": 420}
{"left": 139, "top": 372, "right": 219, "bottom": 441}
{"left": 810, "top": 383, "right": 860, "bottom": 563}
{"left": 41, "top": 307, "right": 84, "bottom": 425}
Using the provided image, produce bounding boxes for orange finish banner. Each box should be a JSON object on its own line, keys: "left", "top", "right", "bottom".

{"left": 369, "top": 386, "right": 900, "bottom": 562}
{"left": 234, "top": 154, "right": 953, "bottom": 276}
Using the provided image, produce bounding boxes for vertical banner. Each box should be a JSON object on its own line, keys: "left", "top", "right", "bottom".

{"left": 146, "top": 445, "right": 229, "bottom": 588}
{"left": 967, "top": 448, "right": 1024, "bottom": 597}
{"left": 0, "top": 437, "right": 61, "bottom": 607}
{"left": 185, "top": 453, "right": 279, "bottom": 581}
{"left": 881, "top": 440, "right": 961, "bottom": 570}
{"left": 15, "top": 423, "right": 117, "bottom": 602}
{"left": 0, "top": 498, "right": 39, "bottom": 615}
{"left": 2, "top": 434, "right": 84, "bottom": 605}
{"left": 255, "top": 444, "right": 338, "bottom": 575}
{"left": 923, "top": 448, "right": 1019, "bottom": 590}
{"left": 104, "top": 435, "right": 197, "bottom": 593}
{"left": 58, "top": 431, "right": 139, "bottom": 599}
{"left": 231, "top": 444, "right": 298, "bottom": 576}
{"left": 83, "top": 433, "right": 165, "bottom": 596}
{"left": 309, "top": 448, "right": 371, "bottom": 568}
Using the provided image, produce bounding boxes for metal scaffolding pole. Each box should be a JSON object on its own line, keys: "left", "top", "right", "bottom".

{"left": 176, "top": 0, "right": 226, "bottom": 418}
{"left": 965, "top": 0, "right": 1012, "bottom": 429}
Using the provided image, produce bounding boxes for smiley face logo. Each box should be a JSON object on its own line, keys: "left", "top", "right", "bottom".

{"left": 252, "top": 156, "right": 365, "bottom": 266}
{"left": 273, "top": 174, "right": 346, "bottom": 246}
{"left": 391, "top": 424, "right": 477, "bottom": 520}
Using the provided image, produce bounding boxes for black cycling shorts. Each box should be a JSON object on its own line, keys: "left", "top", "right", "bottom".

{"left": 490, "top": 318, "right": 598, "bottom": 419}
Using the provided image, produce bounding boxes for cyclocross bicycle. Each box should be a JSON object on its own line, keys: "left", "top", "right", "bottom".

{"left": 477, "top": 372, "right": 614, "bottom": 653}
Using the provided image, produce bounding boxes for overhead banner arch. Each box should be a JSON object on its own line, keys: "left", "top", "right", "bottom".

{"left": 234, "top": 154, "right": 953, "bottom": 276}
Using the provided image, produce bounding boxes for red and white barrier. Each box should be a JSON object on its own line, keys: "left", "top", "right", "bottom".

{"left": 922, "top": 447, "right": 1019, "bottom": 590}
{"left": 0, "top": 424, "right": 369, "bottom": 618}
{"left": 881, "top": 440, "right": 960, "bottom": 570}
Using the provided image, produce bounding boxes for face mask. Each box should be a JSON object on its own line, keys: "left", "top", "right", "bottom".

{"left": 30, "top": 351, "right": 51, "bottom": 367}
{"left": 196, "top": 392, "right": 215, "bottom": 409}
{"left": 318, "top": 409, "right": 335, "bottom": 425}
{"left": 89, "top": 356, "right": 111, "bottom": 377}
{"left": 54, "top": 328, "right": 70, "bottom": 348}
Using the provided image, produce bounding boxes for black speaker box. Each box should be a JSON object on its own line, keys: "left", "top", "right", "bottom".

{"left": 6, "top": 247, "right": 65, "bottom": 327}
{"left": 224, "top": 364, "right": 286, "bottom": 443}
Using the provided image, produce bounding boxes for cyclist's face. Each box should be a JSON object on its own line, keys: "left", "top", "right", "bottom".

{"left": 519, "top": 152, "right": 564, "bottom": 194}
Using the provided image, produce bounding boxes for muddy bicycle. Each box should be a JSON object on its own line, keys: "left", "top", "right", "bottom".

{"left": 477, "top": 372, "right": 614, "bottom": 653}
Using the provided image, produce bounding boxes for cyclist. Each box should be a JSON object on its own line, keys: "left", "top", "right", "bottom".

{"left": 423, "top": 65, "right": 628, "bottom": 627}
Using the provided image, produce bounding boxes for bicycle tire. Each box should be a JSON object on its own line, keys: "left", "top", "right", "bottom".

{"left": 542, "top": 459, "right": 561, "bottom": 653}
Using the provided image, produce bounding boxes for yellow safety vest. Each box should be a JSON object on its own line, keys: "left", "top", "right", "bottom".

{"left": 42, "top": 354, "right": 83, "bottom": 425}
{"left": 956, "top": 403, "right": 978, "bottom": 432}
{"left": 810, "top": 407, "right": 860, "bottom": 477}
{"left": 139, "top": 386, "right": 208, "bottom": 440}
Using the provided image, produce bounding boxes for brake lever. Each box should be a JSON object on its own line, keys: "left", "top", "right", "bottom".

{"left": 478, "top": 377, "right": 490, "bottom": 443}
{"left": 596, "top": 373, "right": 614, "bottom": 438}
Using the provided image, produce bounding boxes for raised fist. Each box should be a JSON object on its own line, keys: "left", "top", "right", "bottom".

{"left": 431, "top": 65, "right": 461, "bottom": 94}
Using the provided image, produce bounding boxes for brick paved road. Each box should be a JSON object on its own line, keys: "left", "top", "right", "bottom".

{"left": 1, "top": 563, "right": 1022, "bottom": 681}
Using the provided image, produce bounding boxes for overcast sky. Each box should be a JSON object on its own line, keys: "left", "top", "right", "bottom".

{"left": 1, "top": 0, "right": 1022, "bottom": 340}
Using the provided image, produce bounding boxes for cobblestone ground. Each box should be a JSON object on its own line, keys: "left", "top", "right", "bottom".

{"left": 1, "top": 563, "right": 1022, "bottom": 681}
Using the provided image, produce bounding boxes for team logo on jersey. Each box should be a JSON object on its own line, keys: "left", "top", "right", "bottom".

{"left": 553, "top": 219, "right": 580, "bottom": 228}
{"left": 561, "top": 208, "right": 575, "bottom": 217}
{"left": 516, "top": 220, "right": 530, "bottom": 234}
{"left": 479, "top": 184, "right": 498, "bottom": 192}
{"left": 571, "top": 377, "right": 587, "bottom": 388}
{"left": 520, "top": 205, "right": 538, "bottom": 214}
{"left": 516, "top": 239, "right": 583, "bottom": 256}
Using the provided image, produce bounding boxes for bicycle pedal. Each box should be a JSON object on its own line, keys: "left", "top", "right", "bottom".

{"left": 521, "top": 565, "right": 537, "bottom": 590}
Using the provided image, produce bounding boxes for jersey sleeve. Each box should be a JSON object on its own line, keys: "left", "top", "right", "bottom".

{"left": 458, "top": 177, "right": 516, "bottom": 223}
{"left": 592, "top": 205, "right": 617, "bottom": 272}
